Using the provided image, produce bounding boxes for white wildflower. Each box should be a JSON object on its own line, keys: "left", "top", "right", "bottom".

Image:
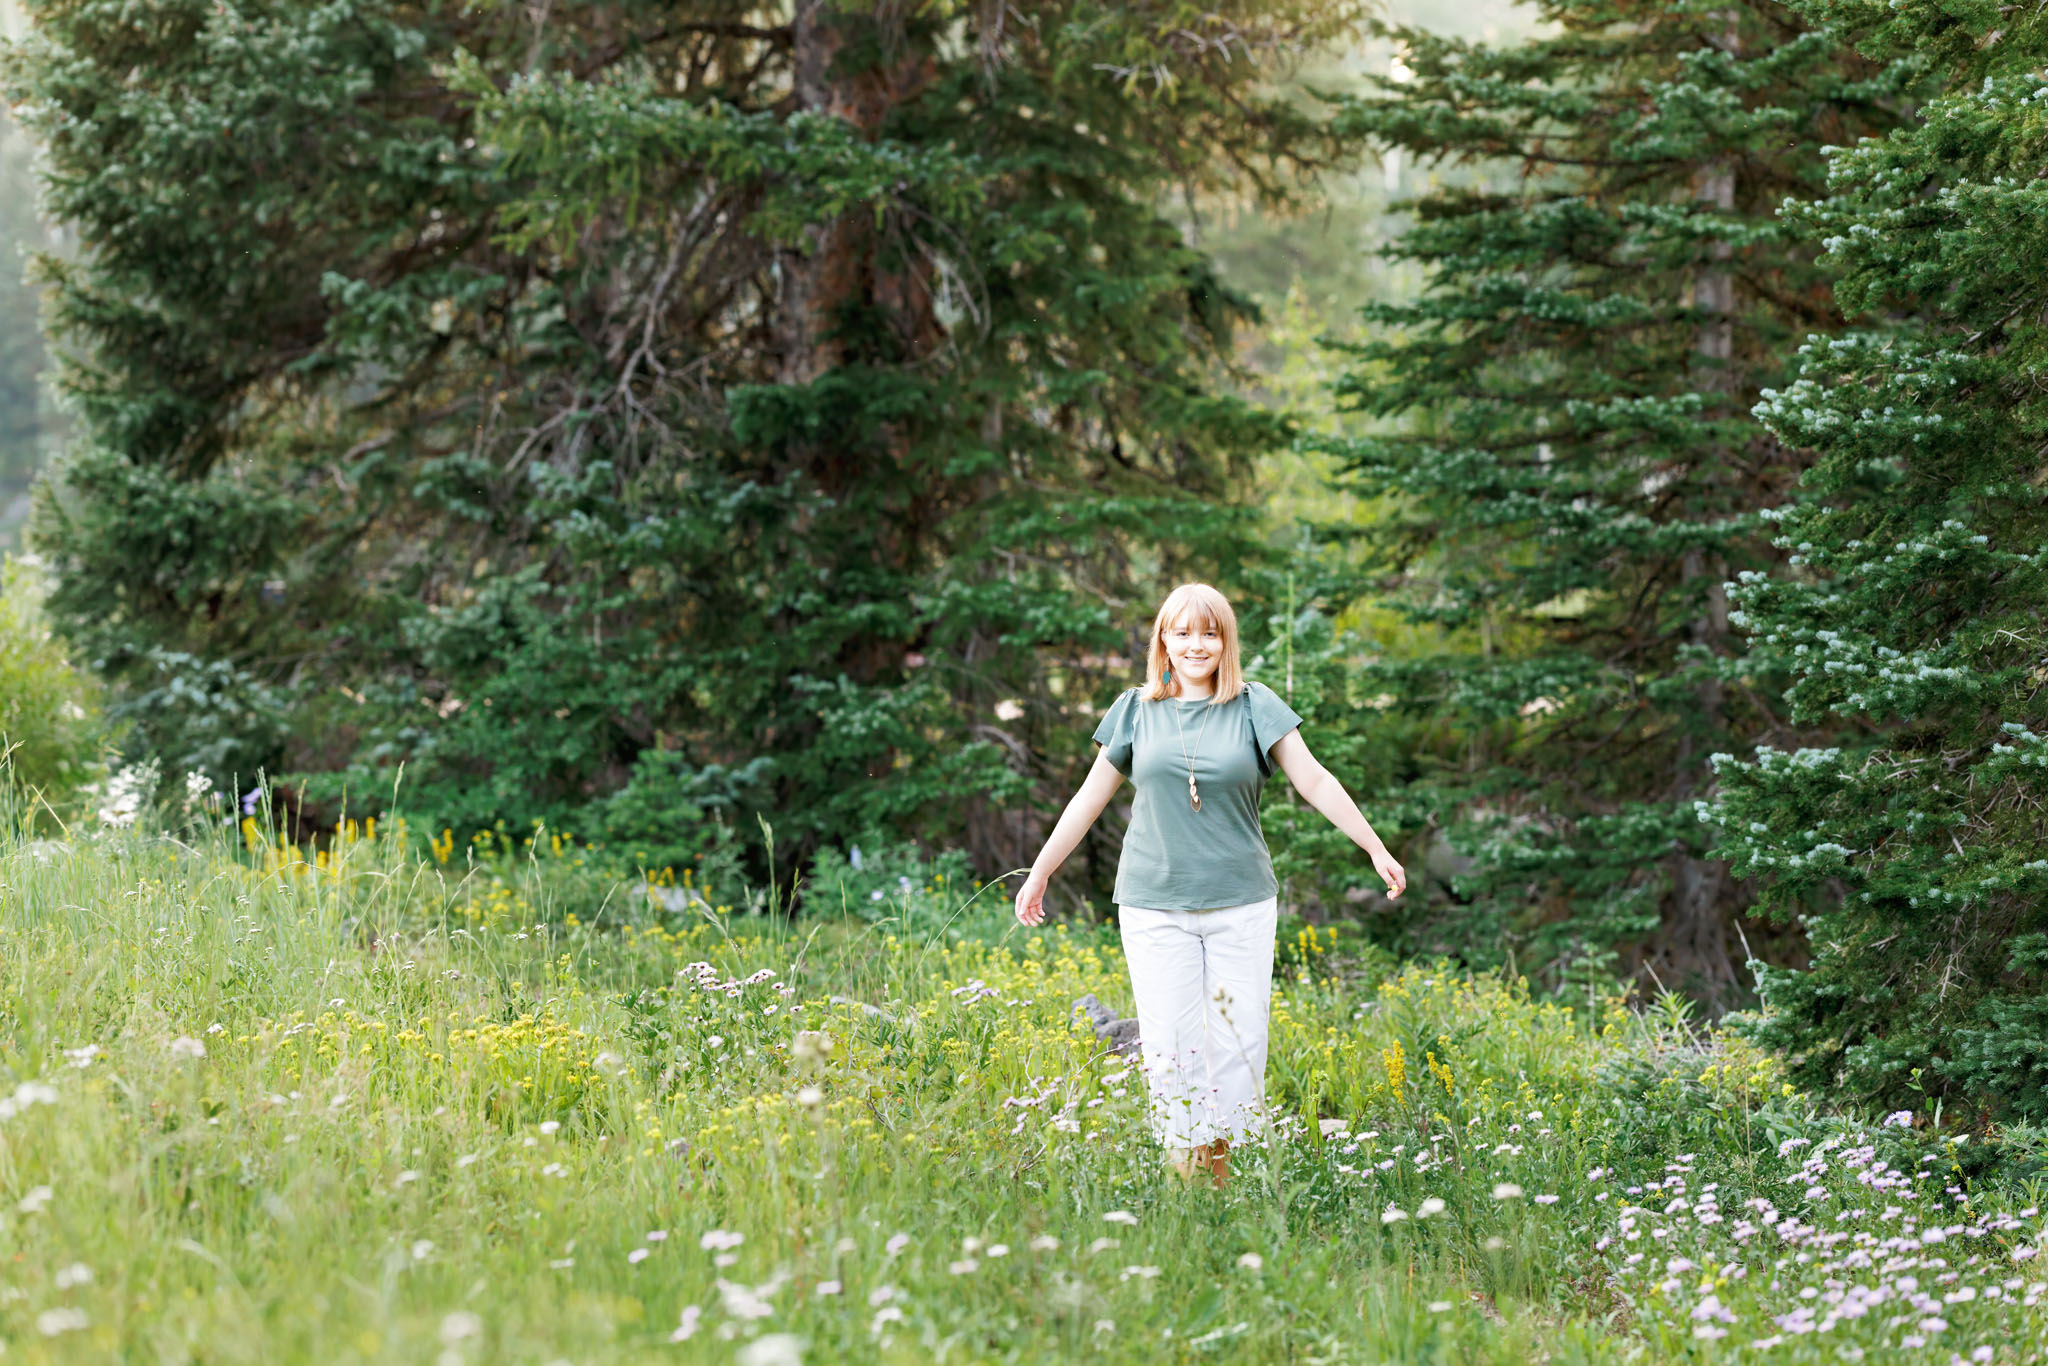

{"left": 438, "top": 1312, "right": 482, "bottom": 1344}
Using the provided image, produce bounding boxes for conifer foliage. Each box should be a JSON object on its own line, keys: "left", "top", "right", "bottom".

{"left": 5, "top": 0, "right": 1354, "bottom": 877}
{"left": 1706, "top": 3, "right": 2048, "bottom": 1120}
{"left": 1314, "top": 1, "right": 1907, "bottom": 1004}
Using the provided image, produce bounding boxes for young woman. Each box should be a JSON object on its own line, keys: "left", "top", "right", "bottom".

{"left": 1012, "top": 583, "right": 1406, "bottom": 1188}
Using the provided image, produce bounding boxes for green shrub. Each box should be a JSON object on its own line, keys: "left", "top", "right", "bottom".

{"left": 805, "top": 833, "right": 984, "bottom": 938}
{"left": 0, "top": 554, "right": 102, "bottom": 802}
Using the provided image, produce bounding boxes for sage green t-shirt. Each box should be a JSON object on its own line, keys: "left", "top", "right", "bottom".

{"left": 1092, "top": 680, "right": 1304, "bottom": 911}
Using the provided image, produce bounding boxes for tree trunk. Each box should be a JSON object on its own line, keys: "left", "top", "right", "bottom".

{"left": 1655, "top": 11, "right": 1740, "bottom": 1010}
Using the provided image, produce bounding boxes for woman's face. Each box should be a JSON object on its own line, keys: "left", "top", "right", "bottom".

{"left": 1162, "top": 613, "right": 1222, "bottom": 689}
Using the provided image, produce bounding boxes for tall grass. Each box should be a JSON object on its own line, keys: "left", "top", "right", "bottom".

{"left": 0, "top": 806, "right": 2043, "bottom": 1362}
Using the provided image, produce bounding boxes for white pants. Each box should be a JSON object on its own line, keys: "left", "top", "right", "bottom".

{"left": 1117, "top": 895, "right": 1278, "bottom": 1149}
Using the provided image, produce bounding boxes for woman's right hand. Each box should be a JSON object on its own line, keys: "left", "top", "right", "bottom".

{"left": 1014, "top": 872, "right": 1049, "bottom": 926}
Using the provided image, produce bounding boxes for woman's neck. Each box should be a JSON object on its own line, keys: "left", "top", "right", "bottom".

{"left": 1173, "top": 682, "right": 1215, "bottom": 700}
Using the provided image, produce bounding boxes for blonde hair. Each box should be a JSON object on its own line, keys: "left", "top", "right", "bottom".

{"left": 1140, "top": 583, "right": 1244, "bottom": 704}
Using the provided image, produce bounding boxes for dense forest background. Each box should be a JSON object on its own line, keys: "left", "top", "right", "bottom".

{"left": 2, "top": 0, "right": 2044, "bottom": 1126}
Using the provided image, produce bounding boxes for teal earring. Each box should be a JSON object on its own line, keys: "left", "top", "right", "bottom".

{"left": 1162, "top": 665, "right": 1173, "bottom": 683}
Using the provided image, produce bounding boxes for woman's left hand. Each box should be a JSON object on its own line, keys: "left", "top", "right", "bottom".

{"left": 1371, "top": 848, "right": 1407, "bottom": 900}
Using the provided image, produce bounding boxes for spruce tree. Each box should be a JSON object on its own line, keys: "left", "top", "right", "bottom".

{"left": 5, "top": 0, "right": 1356, "bottom": 887}
{"left": 1312, "top": 0, "right": 1909, "bottom": 1003}
{"left": 1705, "top": 3, "right": 2048, "bottom": 1120}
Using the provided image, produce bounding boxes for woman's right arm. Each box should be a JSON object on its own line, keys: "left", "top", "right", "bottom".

{"left": 1013, "top": 750, "right": 1127, "bottom": 926}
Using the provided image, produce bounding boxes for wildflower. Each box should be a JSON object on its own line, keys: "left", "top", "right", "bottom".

{"left": 456, "top": 1154, "right": 479, "bottom": 1168}
{"left": 1092, "top": 1319, "right": 1115, "bottom": 1336}
{"left": 627, "top": 1248, "right": 650, "bottom": 1264}
{"left": 394, "top": 1170, "right": 419, "bottom": 1187}
{"left": 541, "top": 1162, "right": 565, "bottom": 1177}
{"left": 949, "top": 1259, "right": 979, "bottom": 1275}
{"left": 792, "top": 1031, "right": 836, "bottom": 1065}
{"left": 669, "top": 1305, "right": 703, "bottom": 1342}
{"left": 646, "top": 1231, "right": 668, "bottom": 1242}
{"left": 1534, "top": 1194, "right": 1559, "bottom": 1205}
{"left": 1119, "top": 1265, "right": 1161, "bottom": 1281}
{"left": 53, "top": 1263, "right": 91, "bottom": 1289}
{"left": 885, "top": 1232, "right": 910, "bottom": 1255}
{"left": 706, "top": 1035, "right": 725, "bottom": 1050}
{"left": 549, "top": 1258, "right": 574, "bottom": 1269}
{"left": 816, "top": 1281, "right": 841, "bottom": 1296}
{"left": 797, "top": 1086, "right": 824, "bottom": 1108}
{"left": 169, "top": 1036, "right": 206, "bottom": 1059}
{"left": 1427, "top": 1301, "right": 1451, "bottom": 1313}
{"left": 1237, "top": 1253, "right": 1263, "bottom": 1271}
{"left": 1102, "top": 1210, "right": 1139, "bottom": 1225}
{"left": 716, "top": 1276, "right": 779, "bottom": 1320}
{"left": 93, "top": 763, "right": 154, "bottom": 827}
{"left": 0, "top": 1081, "right": 57, "bottom": 1120}
{"left": 700, "top": 1229, "right": 745, "bottom": 1252}
{"left": 61, "top": 1046, "right": 98, "bottom": 1068}
{"left": 36, "top": 1308, "right": 88, "bottom": 1336}
{"left": 1089, "top": 1237, "right": 1118, "bottom": 1253}
{"left": 867, "top": 1286, "right": 897, "bottom": 1307}
{"left": 1692, "top": 1294, "right": 1735, "bottom": 1324}
{"left": 1483, "top": 1236, "right": 1507, "bottom": 1251}
{"left": 986, "top": 1244, "right": 1009, "bottom": 1258}
{"left": 539, "top": 1120, "right": 560, "bottom": 1135}
{"left": 1417, "top": 1198, "right": 1446, "bottom": 1218}
{"left": 206, "top": 1022, "right": 224, "bottom": 1036}
{"left": 1029, "top": 1235, "right": 1060, "bottom": 1252}
{"left": 439, "top": 1312, "right": 482, "bottom": 1344}
{"left": 870, "top": 1306, "right": 905, "bottom": 1333}
{"left": 1492, "top": 1183, "right": 1523, "bottom": 1200}
{"left": 1381, "top": 1206, "right": 1409, "bottom": 1225}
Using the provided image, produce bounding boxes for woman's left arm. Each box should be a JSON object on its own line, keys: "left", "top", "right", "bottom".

{"left": 1269, "top": 731, "right": 1407, "bottom": 899}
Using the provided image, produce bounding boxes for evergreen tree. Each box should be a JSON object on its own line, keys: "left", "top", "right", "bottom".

{"left": 1312, "top": 0, "right": 1910, "bottom": 1003}
{"left": 1705, "top": 2, "right": 2048, "bottom": 1120}
{"left": 4, "top": 0, "right": 1357, "bottom": 889}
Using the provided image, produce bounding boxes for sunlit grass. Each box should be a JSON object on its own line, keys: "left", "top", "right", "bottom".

{"left": 0, "top": 812, "right": 2044, "bottom": 1362}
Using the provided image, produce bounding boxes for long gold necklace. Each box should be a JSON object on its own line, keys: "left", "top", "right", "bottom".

{"left": 1171, "top": 691, "right": 1217, "bottom": 811}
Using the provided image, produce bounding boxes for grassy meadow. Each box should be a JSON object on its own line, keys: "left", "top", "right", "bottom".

{"left": 1, "top": 811, "right": 2045, "bottom": 1363}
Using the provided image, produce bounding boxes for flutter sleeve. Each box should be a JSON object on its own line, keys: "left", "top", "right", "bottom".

{"left": 1092, "top": 687, "right": 1140, "bottom": 775}
{"left": 1246, "top": 681, "right": 1304, "bottom": 778}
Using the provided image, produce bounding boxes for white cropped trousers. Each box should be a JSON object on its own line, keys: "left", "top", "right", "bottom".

{"left": 1116, "top": 895, "right": 1278, "bottom": 1149}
